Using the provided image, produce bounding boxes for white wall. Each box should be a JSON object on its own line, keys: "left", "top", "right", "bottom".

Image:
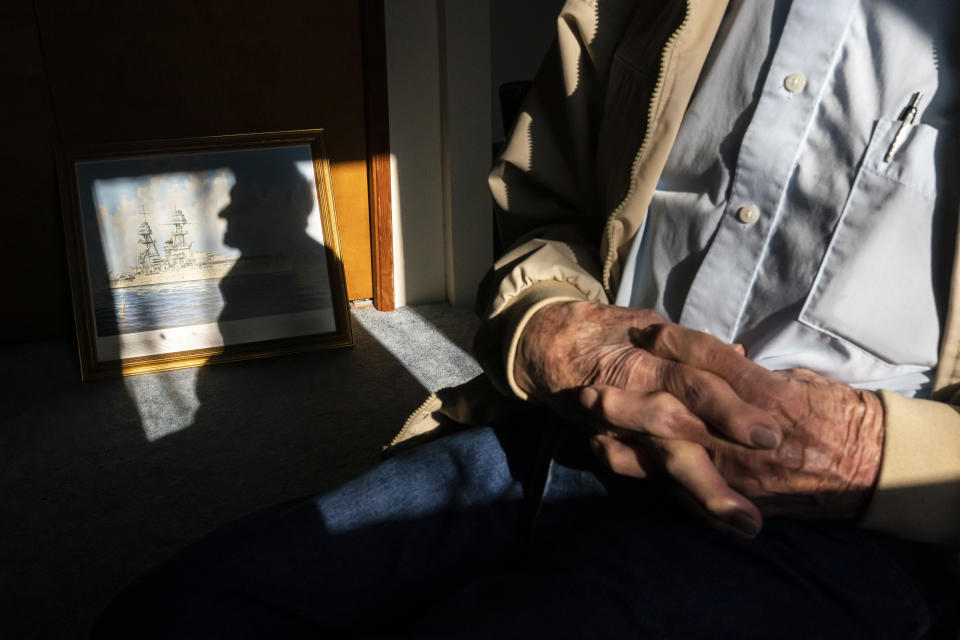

{"left": 439, "top": 2, "right": 492, "bottom": 307}
{"left": 383, "top": 0, "right": 562, "bottom": 309}
{"left": 383, "top": 0, "right": 446, "bottom": 307}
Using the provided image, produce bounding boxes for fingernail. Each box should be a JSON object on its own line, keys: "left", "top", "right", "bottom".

{"left": 749, "top": 426, "right": 780, "bottom": 449}
{"left": 729, "top": 512, "right": 761, "bottom": 538}
{"left": 580, "top": 387, "right": 600, "bottom": 409}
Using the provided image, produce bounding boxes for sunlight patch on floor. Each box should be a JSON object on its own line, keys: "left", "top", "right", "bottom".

{"left": 125, "top": 367, "right": 201, "bottom": 442}
{"left": 353, "top": 306, "right": 481, "bottom": 392}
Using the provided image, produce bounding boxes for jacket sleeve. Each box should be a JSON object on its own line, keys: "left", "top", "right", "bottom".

{"left": 474, "top": 0, "right": 640, "bottom": 398}
{"left": 862, "top": 390, "right": 960, "bottom": 548}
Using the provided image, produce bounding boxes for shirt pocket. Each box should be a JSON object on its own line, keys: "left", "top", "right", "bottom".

{"left": 798, "top": 119, "right": 942, "bottom": 367}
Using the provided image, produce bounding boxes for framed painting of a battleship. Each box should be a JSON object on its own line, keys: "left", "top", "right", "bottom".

{"left": 58, "top": 130, "right": 353, "bottom": 379}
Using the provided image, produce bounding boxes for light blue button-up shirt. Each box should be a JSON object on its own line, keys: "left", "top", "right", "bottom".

{"left": 616, "top": 0, "right": 958, "bottom": 398}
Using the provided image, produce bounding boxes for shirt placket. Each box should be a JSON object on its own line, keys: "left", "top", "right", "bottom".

{"left": 678, "top": 0, "right": 856, "bottom": 343}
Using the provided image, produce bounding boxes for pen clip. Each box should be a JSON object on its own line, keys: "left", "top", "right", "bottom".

{"left": 884, "top": 91, "right": 923, "bottom": 163}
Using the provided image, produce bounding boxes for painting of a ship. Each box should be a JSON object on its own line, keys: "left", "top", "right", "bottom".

{"left": 62, "top": 134, "right": 351, "bottom": 379}
{"left": 109, "top": 204, "right": 288, "bottom": 289}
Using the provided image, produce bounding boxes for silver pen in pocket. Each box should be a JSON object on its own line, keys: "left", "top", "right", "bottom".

{"left": 884, "top": 91, "right": 923, "bottom": 162}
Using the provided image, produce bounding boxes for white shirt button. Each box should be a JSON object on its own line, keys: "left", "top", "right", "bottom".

{"left": 737, "top": 204, "right": 760, "bottom": 225}
{"left": 784, "top": 72, "right": 807, "bottom": 93}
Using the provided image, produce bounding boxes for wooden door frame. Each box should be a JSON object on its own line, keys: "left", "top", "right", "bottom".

{"left": 361, "top": 0, "right": 395, "bottom": 311}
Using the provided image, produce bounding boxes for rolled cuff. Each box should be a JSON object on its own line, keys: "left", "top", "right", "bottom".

{"left": 474, "top": 280, "right": 586, "bottom": 399}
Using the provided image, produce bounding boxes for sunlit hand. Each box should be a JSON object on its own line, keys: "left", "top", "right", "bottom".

{"left": 584, "top": 323, "right": 884, "bottom": 535}
{"left": 516, "top": 301, "right": 785, "bottom": 534}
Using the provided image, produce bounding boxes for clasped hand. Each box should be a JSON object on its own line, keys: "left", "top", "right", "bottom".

{"left": 515, "top": 301, "right": 884, "bottom": 538}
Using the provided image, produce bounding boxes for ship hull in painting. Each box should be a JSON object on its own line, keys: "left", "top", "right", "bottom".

{"left": 109, "top": 254, "right": 294, "bottom": 289}
{"left": 109, "top": 256, "right": 236, "bottom": 289}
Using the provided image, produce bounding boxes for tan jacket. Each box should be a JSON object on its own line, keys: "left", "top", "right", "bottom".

{"left": 398, "top": 0, "right": 960, "bottom": 548}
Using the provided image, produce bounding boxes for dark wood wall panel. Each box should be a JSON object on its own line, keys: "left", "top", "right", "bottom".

{"left": 4, "top": 0, "right": 377, "bottom": 341}
{"left": 0, "top": 2, "right": 71, "bottom": 340}
{"left": 36, "top": 2, "right": 368, "bottom": 146}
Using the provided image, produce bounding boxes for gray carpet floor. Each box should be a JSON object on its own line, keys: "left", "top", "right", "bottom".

{"left": 0, "top": 303, "right": 481, "bottom": 640}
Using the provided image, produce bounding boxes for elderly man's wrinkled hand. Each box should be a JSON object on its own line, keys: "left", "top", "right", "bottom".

{"left": 584, "top": 323, "right": 885, "bottom": 536}
{"left": 515, "top": 301, "right": 781, "bottom": 449}
{"left": 515, "top": 301, "right": 786, "bottom": 535}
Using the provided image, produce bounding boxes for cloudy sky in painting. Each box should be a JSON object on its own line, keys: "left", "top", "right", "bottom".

{"left": 91, "top": 169, "right": 238, "bottom": 278}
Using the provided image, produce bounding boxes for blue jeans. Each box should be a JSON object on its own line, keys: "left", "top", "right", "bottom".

{"left": 93, "top": 410, "right": 959, "bottom": 639}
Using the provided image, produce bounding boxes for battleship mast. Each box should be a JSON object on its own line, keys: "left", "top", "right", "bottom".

{"left": 109, "top": 201, "right": 243, "bottom": 289}
{"left": 136, "top": 206, "right": 162, "bottom": 270}
{"left": 163, "top": 202, "right": 197, "bottom": 268}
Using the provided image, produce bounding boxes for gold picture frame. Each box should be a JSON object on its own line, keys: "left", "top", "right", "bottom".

{"left": 59, "top": 130, "right": 353, "bottom": 380}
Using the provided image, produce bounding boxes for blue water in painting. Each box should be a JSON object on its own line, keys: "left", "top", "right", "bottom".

{"left": 93, "top": 273, "right": 332, "bottom": 337}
